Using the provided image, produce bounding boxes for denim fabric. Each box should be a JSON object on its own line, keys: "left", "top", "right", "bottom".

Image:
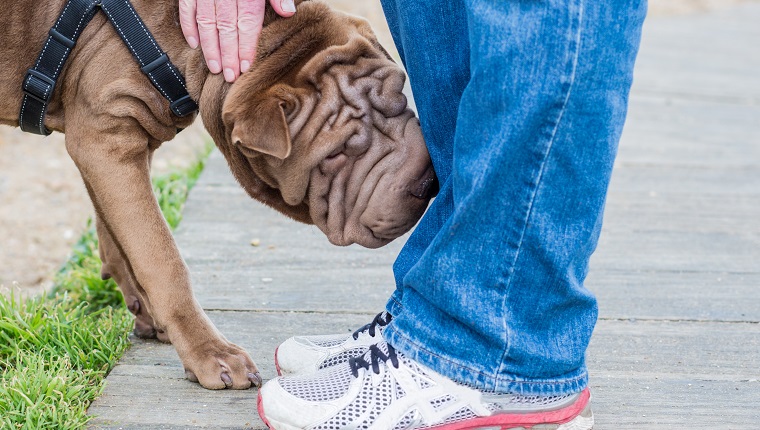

{"left": 380, "top": 0, "right": 647, "bottom": 395}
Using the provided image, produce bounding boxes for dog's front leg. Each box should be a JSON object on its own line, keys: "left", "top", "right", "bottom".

{"left": 66, "top": 127, "right": 261, "bottom": 390}
{"left": 97, "top": 213, "right": 170, "bottom": 342}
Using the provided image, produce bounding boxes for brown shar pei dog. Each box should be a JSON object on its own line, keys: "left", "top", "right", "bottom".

{"left": 0, "top": 0, "right": 436, "bottom": 389}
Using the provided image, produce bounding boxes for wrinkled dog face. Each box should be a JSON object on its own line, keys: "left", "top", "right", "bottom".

{"left": 219, "top": 2, "right": 436, "bottom": 248}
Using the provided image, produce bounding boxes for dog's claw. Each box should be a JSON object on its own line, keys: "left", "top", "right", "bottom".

{"left": 185, "top": 369, "right": 199, "bottom": 383}
{"left": 177, "top": 335, "right": 258, "bottom": 389}
{"left": 248, "top": 372, "right": 263, "bottom": 388}
{"left": 127, "top": 299, "right": 140, "bottom": 315}
{"left": 221, "top": 372, "right": 233, "bottom": 388}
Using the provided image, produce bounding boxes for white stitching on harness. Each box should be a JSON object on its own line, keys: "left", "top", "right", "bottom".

{"left": 167, "top": 60, "right": 189, "bottom": 91}
{"left": 53, "top": 1, "right": 97, "bottom": 77}
{"left": 122, "top": 0, "right": 190, "bottom": 93}
{"left": 20, "top": 97, "right": 28, "bottom": 128}
{"left": 35, "top": 1, "right": 72, "bottom": 69}
{"left": 101, "top": 2, "right": 176, "bottom": 101}
{"left": 37, "top": 100, "right": 46, "bottom": 131}
{"left": 100, "top": 6, "right": 170, "bottom": 100}
{"left": 123, "top": 0, "right": 160, "bottom": 54}
{"left": 52, "top": 48, "right": 72, "bottom": 80}
{"left": 22, "top": 75, "right": 49, "bottom": 132}
{"left": 100, "top": 6, "right": 142, "bottom": 62}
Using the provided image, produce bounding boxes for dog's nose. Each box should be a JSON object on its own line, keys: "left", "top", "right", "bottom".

{"left": 411, "top": 167, "right": 438, "bottom": 199}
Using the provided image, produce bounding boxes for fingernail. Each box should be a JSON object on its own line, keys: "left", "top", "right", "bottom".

{"left": 223, "top": 68, "right": 235, "bottom": 82}
{"left": 281, "top": 0, "right": 296, "bottom": 13}
{"left": 208, "top": 60, "right": 221, "bottom": 74}
{"left": 187, "top": 36, "right": 198, "bottom": 49}
{"left": 240, "top": 60, "right": 251, "bottom": 73}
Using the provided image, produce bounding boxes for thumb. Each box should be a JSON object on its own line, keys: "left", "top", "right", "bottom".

{"left": 270, "top": 0, "right": 296, "bottom": 17}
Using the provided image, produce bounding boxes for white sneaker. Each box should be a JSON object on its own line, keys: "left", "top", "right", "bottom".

{"left": 275, "top": 312, "right": 392, "bottom": 375}
{"left": 259, "top": 341, "right": 594, "bottom": 430}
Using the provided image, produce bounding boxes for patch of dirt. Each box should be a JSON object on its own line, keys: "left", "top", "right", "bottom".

{"left": 1, "top": 0, "right": 756, "bottom": 296}
{"left": 0, "top": 125, "right": 209, "bottom": 296}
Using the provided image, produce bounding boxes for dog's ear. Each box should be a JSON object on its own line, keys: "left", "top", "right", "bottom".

{"left": 229, "top": 98, "right": 292, "bottom": 160}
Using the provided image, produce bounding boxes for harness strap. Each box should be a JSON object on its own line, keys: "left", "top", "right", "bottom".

{"left": 20, "top": 0, "right": 99, "bottom": 135}
{"left": 99, "top": 0, "right": 199, "bottom": 118}
{"left": 20, "top": 0, "right": 198, "bottom": 136}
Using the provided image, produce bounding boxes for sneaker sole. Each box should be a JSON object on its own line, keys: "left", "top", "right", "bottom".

{"left": 257, "top": 389, "right": 593, "bottom": 430}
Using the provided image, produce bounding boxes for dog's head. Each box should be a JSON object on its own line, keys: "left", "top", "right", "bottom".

{"left": 210, "top": 1, "right": 436, "bottom": 248}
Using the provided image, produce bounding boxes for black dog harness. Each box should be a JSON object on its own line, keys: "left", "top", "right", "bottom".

{"left": 20, "top": 0, "right": 198, "bottom": 135}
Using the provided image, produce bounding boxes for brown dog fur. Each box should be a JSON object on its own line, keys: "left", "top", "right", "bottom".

{"left": 0, "top": 0, "right": 434, "bottom": 390}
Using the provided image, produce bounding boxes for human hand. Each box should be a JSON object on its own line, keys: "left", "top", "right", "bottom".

{"left": 180, "top": 0, "right": 296, "bottom": 83}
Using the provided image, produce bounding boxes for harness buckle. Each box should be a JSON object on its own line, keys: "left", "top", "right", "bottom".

{"left": 170, "top": 94, "right": 198, "bottom": 117}
{"left": 141, "top": 53, "right": 169, "bottom": 74}
{"left": 23, "top": 69, "right": 56, "bottom": 104}
{"left": 49, "top": 28, "right": 76, "bottom": 50}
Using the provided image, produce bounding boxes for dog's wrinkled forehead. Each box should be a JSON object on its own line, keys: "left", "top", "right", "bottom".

{"left": 295, "top": 41, "right": 408, "bottom": 116}
{"left": 228, "top": 1, "right": 397, "bottom": 102}
{"left": 218, "top": 1, "right": 410, "bottom": 217}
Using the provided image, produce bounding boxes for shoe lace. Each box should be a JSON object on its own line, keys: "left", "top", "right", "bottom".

{"left": 349, "top": 342, "right": 399, "bottom": 377}
{"left": 351, "top": 311, "right": 392, "bottom": 340}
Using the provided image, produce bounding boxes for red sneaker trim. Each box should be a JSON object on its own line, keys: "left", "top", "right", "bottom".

{"left": 258, "top": 391, "right": 273, "bottom": 429}
{"left": 425, "top": 388, "right": 591, "bottom": 430}
{"left": 274, "top": 345, "right": 282, "bottom": 376}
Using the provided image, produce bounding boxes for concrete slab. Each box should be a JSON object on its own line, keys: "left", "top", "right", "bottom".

{"left": 88, "top": 314, "right": 760, "bottom": 429}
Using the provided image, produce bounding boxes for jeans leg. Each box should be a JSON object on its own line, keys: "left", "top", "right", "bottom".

{"left": 380, "top": 0, "right": 470, "bottom": 315}
{"left": 383, "top": 0, "right": 647, "bottom": 395}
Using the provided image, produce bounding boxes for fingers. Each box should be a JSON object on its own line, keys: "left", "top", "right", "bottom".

{"left": 196, "top": 0, "right": 223, "bottom": 75}
{"left": 179, "top": 0, "right": 200, "bottom": 49}
{"left": 238, "top": 0, "right": 295, "bottom": 74}
{"left": 216, "top": 0, "right": 241, "bottom": 82}
{"left": 237, "top": 0, "right": 266, "bottom": 74}
{"left": 182, "top": 0, "right": 297, "bottom": 83}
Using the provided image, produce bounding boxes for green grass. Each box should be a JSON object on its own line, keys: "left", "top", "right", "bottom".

{"left": 0, "top": 142, "right": 213, "bottom": 429}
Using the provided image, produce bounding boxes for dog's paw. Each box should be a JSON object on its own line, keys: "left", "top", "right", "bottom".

{"left": 182, "top": 341, "right": 262, "bottom": 390}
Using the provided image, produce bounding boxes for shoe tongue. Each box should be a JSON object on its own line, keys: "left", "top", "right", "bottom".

{"left": 358, "top": 349, "right": 373, "bottom": 363}
{"left": 375, "top": 341, "right": 390, "bottom": 355}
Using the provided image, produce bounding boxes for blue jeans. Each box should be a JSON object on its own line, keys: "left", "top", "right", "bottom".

{"left": 380, "top": 0, "right": 647, "bottom": 395}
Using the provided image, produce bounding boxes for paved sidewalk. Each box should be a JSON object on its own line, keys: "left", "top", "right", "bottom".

{"left": 88, "top": 5, "right": 760, "bottom": 429}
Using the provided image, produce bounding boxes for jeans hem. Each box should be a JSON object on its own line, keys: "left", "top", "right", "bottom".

{"left": 386, "top": 295, "right": 404, "bottom": 317}
{"left": 384, "top": 325, "right": 588, "bottom": 396}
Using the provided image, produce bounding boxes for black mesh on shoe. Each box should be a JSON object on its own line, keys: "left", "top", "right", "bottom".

{"left": 349, "top": 342, "right": 399, "bottom": 377}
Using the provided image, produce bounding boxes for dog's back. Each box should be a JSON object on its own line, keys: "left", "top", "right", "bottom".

{"left": 0, "top": 0, "right": 190, "bottom": 132}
